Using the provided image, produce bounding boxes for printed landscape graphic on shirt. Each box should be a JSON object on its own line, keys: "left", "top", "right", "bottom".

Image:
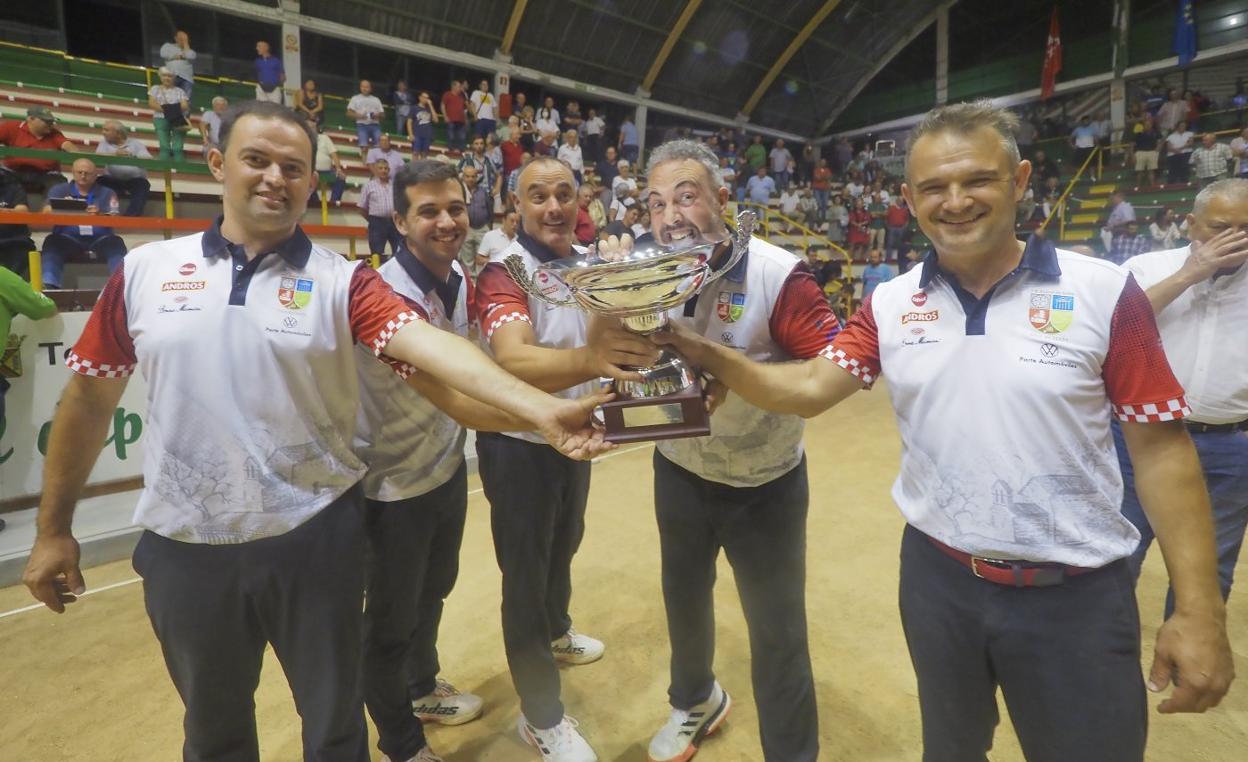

{"left": 278, "top": 276, "right": 315, "bottom": 310}
{"left": 716, "top": 292, "right": 745, "bottom": 323}
{"left": 1028, "top": 290, "right": 1075, "bottom": 334}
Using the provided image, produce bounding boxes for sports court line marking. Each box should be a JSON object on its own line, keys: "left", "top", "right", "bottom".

{"left": 0, "top": 576, "right": 143, "bottom": 620}
{"left": 2, "top": 445, "right": 654, "bottom": 620}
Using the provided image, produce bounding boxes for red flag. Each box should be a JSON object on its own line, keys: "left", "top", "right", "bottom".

{"left": 1041, "top": 8, "right": 1062, "bottom": 100}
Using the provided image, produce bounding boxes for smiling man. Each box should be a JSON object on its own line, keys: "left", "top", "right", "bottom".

{"left": 653, "top": 100, "right": 1234, "bottom": 761}
{"left": 22, "top": 102, "right": 610, "bottom": 762}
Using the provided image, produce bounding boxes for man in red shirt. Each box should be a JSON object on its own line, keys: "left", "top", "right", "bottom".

{"left": 0, "top": 107, "right": 79, "bottom": 198}
{"left": 440, "top": 80, "right": 468, "bottom": 154}
{"left": 574, "top": 184, "right": 597, "bottom": 245}
{"left": 883, "top": 195, "right": 911, "bottom": 263}
{"left": 500, "top": 118, "right": 525, "bottom": 190}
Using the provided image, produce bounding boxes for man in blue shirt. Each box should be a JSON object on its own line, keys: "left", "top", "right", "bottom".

{"left": 745, "top": 166, "right": 776, "bottom": 205}
{"left": 41, "top": 158, "right": 127, "bottom": 288}
{"left": 859, "top": 249, "right": 894, "bottom": 299}
{"left": 1070, "top": 115, "right": 1100, "bottom": 177}
{"left": 254, "top": 40, "right": 285, "bottom": 104}
{"left": 618, "top": 114, "right": 640, "bottom": 164}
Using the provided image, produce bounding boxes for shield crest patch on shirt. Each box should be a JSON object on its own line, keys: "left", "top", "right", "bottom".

{"left": 279, "top": 277, "right": 315, "bottom": 310}
{"left": 1028, "top": 291, "right": 1074, "bottom": 334}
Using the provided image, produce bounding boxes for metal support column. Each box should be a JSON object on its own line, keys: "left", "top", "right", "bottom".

{"left": 936, "top": 5, "right": 950, "bottom": 105}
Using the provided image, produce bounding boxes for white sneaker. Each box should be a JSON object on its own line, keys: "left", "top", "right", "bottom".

{"left": 647, "top": 682, "right": 732, "bottom": 762}
{"left": 551, "top": 628, "right": 604, "bottom": 665}
{"left": 381, "top": 746, "right": 443, "bottom": 762}
{"left": 517, "top": 713, "right": 598, "bottom": 761}
{"left": 411, "top": 678, "right": 484, "bottom": 725}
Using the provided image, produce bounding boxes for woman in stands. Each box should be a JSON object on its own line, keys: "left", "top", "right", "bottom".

{"left": 1148, "top": 207, "right": 1185, "bottom": 250}
{"left": 294, "top": 79, "right": 324, "bottom": 127}
{"left": 846, "top": 195, "right": 871, "bottom": 262}
{"left": 148, "top": 67, "right": 189, "bottom": 162}
{"left": 407, "top": 90, "right": 439, "bottom": 160}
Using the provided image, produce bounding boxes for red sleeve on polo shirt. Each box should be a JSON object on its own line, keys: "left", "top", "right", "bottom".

{"left": 475, "top": 261, "right": 531, "bottom": 340}
{"left": 822, "top": 292, "right": 881, "bottom": 387}
{"left": 463, "top": 269, "right": 478, "bottom": 327}
{"left": 1103, "top": 274, "right": 1189, "bottom": 422}
{"left": 769, "top": 265, "right": 840, "bottom": 360}
{"left": 348, "top": 264, "right": 425, "bottom": 379}
{"left": 67, "top": 266, "right": 137, "bottom": 378}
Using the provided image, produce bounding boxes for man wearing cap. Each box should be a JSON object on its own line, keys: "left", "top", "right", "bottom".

{"left": 22, "top": 101, "right": 610, "bottom": 761}
{"left": 0, "top": 107, "right": 79, "bottom": 198}
{"left": 653, "top": 101, "right": 1234, "bottom": 760}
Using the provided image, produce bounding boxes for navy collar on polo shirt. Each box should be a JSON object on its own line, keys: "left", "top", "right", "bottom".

{"left": 395, "top": 241, "right": 461, "bottom": 315}
{"left": 201, "top": 215, "right": 313, "bottom": 268}
{"left": 516, "top": 226, "right": 569, "bottom": 264}
{"left": 918, "top": 234, "right": 1061, "bottom": 335}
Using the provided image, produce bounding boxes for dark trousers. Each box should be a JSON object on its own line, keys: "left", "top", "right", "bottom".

{"left": 41, "top": 232, "right": 128, "bottom": 287}
{"left": 96, "top": 174, "right": 151, "bottom": 216}
{"left": 583, "top": 134, "right": 600, "bottom": 163}
{"left": 477, "top": 432, "right": 590, "bottom": 729}
{"left": 0, "top": 236, "right": 36, "bottom": 278}
{"left": 1167, "top": 152, "right": 1191, "bottom": 183}
{"left": 898, "top": 524, "right": 1146, "bottom": 762}
{"left": 366, "top": 215, "right": 401, "bottom": 256}
{"left": 654, "top": 452, "right": 818, "bottom": 762}
{"left": 363, "top": 463, "right": 469, "bottom": 762}
{"left": 446, "top": 122, "right": 467, "bottom": 152}
{"left": 132, "top": 488, "right": 370, "bottom": 762}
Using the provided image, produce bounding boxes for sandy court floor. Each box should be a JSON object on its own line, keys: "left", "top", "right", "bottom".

{"left": 1, "top": 386, "right": 1246, "bottom": 761}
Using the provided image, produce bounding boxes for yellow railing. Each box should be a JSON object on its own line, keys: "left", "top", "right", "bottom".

{"left": 733, "top": 201, "right": 852, "bottom": 276}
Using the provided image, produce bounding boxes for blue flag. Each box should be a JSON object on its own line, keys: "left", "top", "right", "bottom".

{"left": 1175, "top": 0, "right": 1197, "bottom": 66}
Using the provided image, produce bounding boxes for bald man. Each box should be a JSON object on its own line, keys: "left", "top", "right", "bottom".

{"left": 41, "top": 158, "right": 126, "bottom": 288}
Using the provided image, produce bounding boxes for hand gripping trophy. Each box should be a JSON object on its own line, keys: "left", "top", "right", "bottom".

{"left": 504, "top": 209, "right": 756, "bottom": 443}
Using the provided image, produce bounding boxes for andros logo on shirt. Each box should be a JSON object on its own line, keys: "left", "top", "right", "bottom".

{"left": 717, "top": 292, "right": 745, "bottom": 323}
{"left": 278, "top": 276, "right": 315, "bottom": 310}
{"left": 1028, "top": 291, "right": 1074, "bottom": 333}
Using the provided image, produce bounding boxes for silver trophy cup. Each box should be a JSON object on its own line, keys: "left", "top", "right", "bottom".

{"left": 504, "top": 210, "right": 756, "bottom": 442}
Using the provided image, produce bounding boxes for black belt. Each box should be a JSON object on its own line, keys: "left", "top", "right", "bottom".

{"left": 1184, "top": 419, "right": 1248, "bottom": 434}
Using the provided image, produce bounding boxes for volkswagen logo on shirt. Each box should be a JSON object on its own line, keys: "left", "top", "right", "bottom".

{"left": 1040, "top": 342, "right": 1058, "bottom": 357}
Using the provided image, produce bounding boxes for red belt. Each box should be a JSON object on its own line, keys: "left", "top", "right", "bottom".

{"left": 927, "top": 536, "right": 1096, "bottom": 588}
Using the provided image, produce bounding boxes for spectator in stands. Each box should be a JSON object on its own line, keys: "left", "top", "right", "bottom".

{"left": 477, "top": 209, "right": 517, "bottom": 271}
{"left": 441, "top": 80, "right": 468, "bottom": 153}
{"left": 308, "top": 117, "right": 347, "bottom": 207}
{"left": 1190, "top": 132, "right": 1234, "bottom": 188}
{"left": 1149, "top": 207, "right": 1184, "bottom": 250}
{"left": 1133, "top": 114, "right": 1162, "bottom": 189}
{"left": 596, "top": 146, "right": 619, "bottom": 202}
{"left": 1101, "top": 190, "right": 1137, "bottom": 253}
{"left": 1184, "top": 89, "right": 1202, "bottom": 130}
{"left": 406, "top": 90, "right": 439, "bottom": 160}
{"left": 860, "top": 249, "right": 894, "bottom": 299}
{"left": 779, "top": 184, "right": 800, "bottom": 220}
{"left": 745, "top": 165, "right": 775, "bottom": 206}
{"left": 602, "top": 202, "right": 640, "bottom": 242}
{"left": 535, "top": 97, "right": 560, "bottom": 137}
{"left": 200, "top": 96, "right": 228, "bottom": 157}
{"left": 812, "top": 158, "right": 831, "bottom": 221}
{"left": 512, "top": 91, "right": 528, "bottom": 123}
{"left": 826, "top": 192, "right": 847, "bottom": 246}
{"left": 1233, "top": 127, "right": 1248, "bottom": 178}
{"left": 585, "top": 182, "right": 607, "bottom": 230}
{"left": 534, "top": 129, "right": 557, "bottom": 158}
{"left": 744, "top": 134, "right": 766, "bottom": 172}
{"left": 1070, "top": 115, "right": 1099, "bottom": 175}
{"left": 0, "top": 107, "right": 78, "bottom": 198}
{"left": 358, "top": 158, "right": 400, "bottom": 256}
{"left": 0, "top": 173, "right": 36, "bottom": 276}
{"left": 867, "top": 191, "right": 887, "bottom": 254}
{"left": 499, "top": 120, "right": 524, "bottom": 188}
{"left": 1107, "top": 219, "right": 1150, "bottom": 265}
{"left": 557, "top": 129, "right": 585, "bottom": 185}
{"left": 1029, "top": 149, "right": 1060, "bottom": 194}
{"left": 618, "top": 113, "right": 640, "bottom": 164}
{"left": 563, "top": 99, "right": 584, "bottom": 136}
{"left": 366, "top": 133, "right": 406, "bottom": 177}
{"left": 149, "top": 67, "right": 190, "bottom": 162}
{"left": 41, "top": 158, "right": 126, "bottom": 288}
{"left": 574, "top": 184, "right": 597, "bottom": 245}
{"left": 348, "top": 80, "right": 385, "bottom": 150}
{"left": 1157, "top": 89, "right": 1186, "bottom": 134}
{"left": 470, "top": 79, "right": 497, "bottom": 139}
{"left": 1165, "top": 121, "right": 1195, "bottom": 184}
{"left": 458, "top": 136, "right": 500, "bottom": 204}
{"left": 253, "top": 41, "right": 285, "bottom": 103}
{"left": 582, "top": 107, "right": 604, "bottom": 162}
{"left": 1143, "top": 85, "right": 1165, "bottom": 117}
{"left": 391, "top": 79, "right": 413, "bottom": 136}
{"left": 159, "top": 30, "right": 197, "bottom": 98}
{"left": 294, "top": 79, "right": 324, "bottom": 127}
{"left": 94, "top": 121, "right": 152, "bottom": 217}
{"left": 884, "top": 194, "right": 910, "bottom": 262}
{"left": 506, "top": 152, "right": 531, "bottom": 197}
{"left": 485, "top": 133, "right": 504, "bottom": 179}
{"left": 768, "top": 138, "right": 793, "bottom": 191}
{"left": 612, "top": 159, "right": 637, "bottom": 206}
{"left": 1015, "top": 115, "right": 1037, "bottom": 157}
{"left": 846, "top": 196, "right": 871, "bottom": 261}
{"left": 1093, "top": 110, "right": 1113, "bottom": 149}
{"left": 458, "top": 165, "right": 492, "bottom": 273}
{"left": 0, "top": 264, "right": 56, "bottom": 435}
{"left": 1040, "top": 176, "right": 1062, "bottom": 220}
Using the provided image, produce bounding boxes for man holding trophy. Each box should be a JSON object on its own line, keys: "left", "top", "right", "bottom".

{"left": 474, "top": 156, "right": 662, "bottom": 762}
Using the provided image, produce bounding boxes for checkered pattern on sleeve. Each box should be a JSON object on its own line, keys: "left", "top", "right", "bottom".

{"left": 348, "top": 264, "right": 426, "bottom": 378}
{"left": 66, "top": 266, "right": 137, "bottom": 379}
{"left": 475, "top": 261, "right": 533, "bottom": 340}
{"left": 1103, "top": 274, "right": 1189, "bottom": 424}
{"left": 822, "top": 292, "right": 880, "bottom": 388}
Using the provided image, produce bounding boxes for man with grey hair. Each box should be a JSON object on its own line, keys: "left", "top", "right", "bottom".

{"left": 200, "top": 96, "right": 228, "bottom": 155}
{"left": 639, "top": 138, "right": 834, "bottom": 762}
{"left": 652, "top": 100, "right": 1234, "bottom": 761}
{"left": 94, "top": 120, "right": 152, "bottom": 216}
{"left": 1117, "top": 178, "right": 1248, "bottom": 618}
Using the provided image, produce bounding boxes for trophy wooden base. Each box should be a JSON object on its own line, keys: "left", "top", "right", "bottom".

{"left": 599, "top": 382, "right": 710, "bottom": 444}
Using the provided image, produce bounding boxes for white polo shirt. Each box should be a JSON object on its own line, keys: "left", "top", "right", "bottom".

{"left": 69, "top": 219, "right": 422, "bottom": 544}
{"left": 1125, "top": 246, "right": 1248, "bottom": 425}
{"left": 658, "top": 237, "right": 838, "bottom": 487}
{"left": 824, "top": 238, "right": 1189, "bottom": 567}
{"left": 475, "top": 229, "right": 594, "bottom": 446}
{"left": 356, "top": 247, "right": 474, "bottom": 502}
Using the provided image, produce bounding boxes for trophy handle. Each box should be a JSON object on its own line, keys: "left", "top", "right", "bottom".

{"left": 703, "top": 209, "right": 756, "bottom": 286}
{"left": 502, "top": 254, "right": 579, "bottom": 307}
